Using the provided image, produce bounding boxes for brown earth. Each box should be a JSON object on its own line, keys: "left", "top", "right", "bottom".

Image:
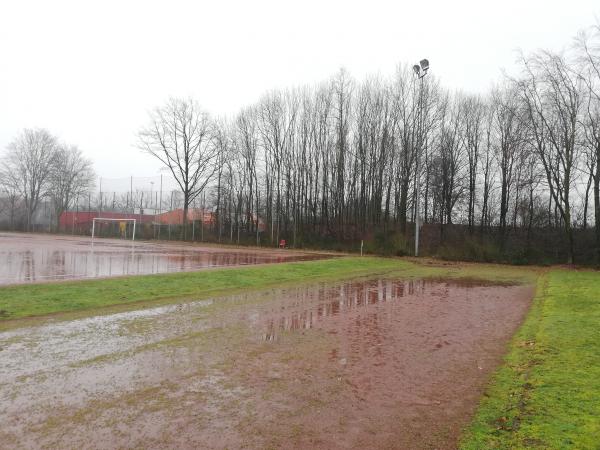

{"left": 0, "top": 277, "right": 534, "bottom": 449}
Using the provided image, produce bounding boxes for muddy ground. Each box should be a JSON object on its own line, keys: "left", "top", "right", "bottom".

{"left": 0, "top": 232, "right": 326, "bottom": 285}
{"left": 0, "top": 276, "right": 533, "bottom": 449}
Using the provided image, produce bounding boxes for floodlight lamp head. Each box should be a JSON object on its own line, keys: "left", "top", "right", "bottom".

{"left": 420, "top": 59, "right": 429, "bottom": 73}
{"left": 413, "top": 64, "right": 421, "bottom": 76}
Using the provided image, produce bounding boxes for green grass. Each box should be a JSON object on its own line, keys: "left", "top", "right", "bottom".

{"left": 0, "top": 256, "right": 536, "bottom": 326}
{"left": 461, "top": 269, "right": 600, "bottom": 449}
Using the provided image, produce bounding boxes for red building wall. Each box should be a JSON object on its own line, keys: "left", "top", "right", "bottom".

{"left": 59, "top": 211, "right": 155, "bottom": 229}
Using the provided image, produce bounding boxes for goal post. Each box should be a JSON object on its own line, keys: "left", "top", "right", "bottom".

{"left": 92, "top": 218, "right": 137, "bottom": 241}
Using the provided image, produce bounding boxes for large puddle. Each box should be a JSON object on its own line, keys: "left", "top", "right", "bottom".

{"left": 0, "top": 276, "right": 534, "bottom": 449}
{"left": 0, "top": 232, "right": 327, "bottom": 284}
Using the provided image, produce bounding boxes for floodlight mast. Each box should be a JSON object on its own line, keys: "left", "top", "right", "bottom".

{"left": 413, "top": 58, "right": 429, "bottom": 257}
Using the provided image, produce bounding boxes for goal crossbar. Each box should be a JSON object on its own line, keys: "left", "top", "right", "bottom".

{"left": 91, "top": 218, "right": 137, "bottom": 241}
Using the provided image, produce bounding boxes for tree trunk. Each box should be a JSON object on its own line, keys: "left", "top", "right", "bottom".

{"left": 182, "top": 193, "right": 189, "bottom": 240}
{"left": 594, "top": 172, "right": 600, "bottom": 265}
{"left": 398, "top": 179, "right": 409, "bottom": 233}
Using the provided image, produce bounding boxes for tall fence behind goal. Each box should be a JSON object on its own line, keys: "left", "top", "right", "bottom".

{"left": 58, "top": 174, "right": 264, "bottom": 245}
{"left": 73, "top": 175, "right": 184, "bottom": 217}
{"left": 65, "top": 174, "right": 184, "bottom": 238}
{"left": 62, "top": 175, "right": 219, "bottom": 241}
{"left": 92, "top": 218, "right": 137, "bottom": 241}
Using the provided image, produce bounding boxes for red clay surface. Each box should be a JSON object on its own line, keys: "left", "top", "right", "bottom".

{"left": 0, "top": 232, "right": 327, "bottom": 285}
{"left": 0, "top": 277, "right": 534, "bottom": 449}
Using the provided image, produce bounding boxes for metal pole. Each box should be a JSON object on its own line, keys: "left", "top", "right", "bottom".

{"left": 159, "top": 174, "right": 163, "bottom": 240}
{"left": 139, "top": 192, "right": 143, "bottom": 230}
{"left": 271, "top": 196, "right": 274, "bottom": 245}
{"left": 415, "top": 74, "right": 424, "bottom": 257}
{"left": 169, "top": 191, "right": 173, "bottom": 240}
{"left": 74, "top": 195, "right": 78, "bottom": 235}
{"left": 130, "top": 176, "right": 133, "bottom": 213}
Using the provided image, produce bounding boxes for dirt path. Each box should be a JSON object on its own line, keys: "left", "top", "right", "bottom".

{"left": 0, "top": 277, "right": 534, "bottom": 449}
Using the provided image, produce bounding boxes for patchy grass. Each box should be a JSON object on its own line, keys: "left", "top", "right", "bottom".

{"left": 0, "top": 256, "right": 537, "bottom": 326}
{"left": 461, "top": 269, "right": 600, "bottom": 449}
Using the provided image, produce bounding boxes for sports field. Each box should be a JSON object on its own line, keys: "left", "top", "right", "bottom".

{"left": 0, "top": 235, "right": 599, "bottom": 449}
{"left": 0, "top": 232, "right": 327, "bottom": 285}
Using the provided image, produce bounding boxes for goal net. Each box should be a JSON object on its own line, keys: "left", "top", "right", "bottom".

{"left": 92, "top": 218, "right": 137, "bottom": 241}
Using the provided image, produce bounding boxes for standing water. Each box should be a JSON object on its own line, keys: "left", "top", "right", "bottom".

{"left": 0, "top": 276, "right": 534, "bottom": 449}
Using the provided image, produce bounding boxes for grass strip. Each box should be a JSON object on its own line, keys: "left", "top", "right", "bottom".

{"left": 461, "top": 269, "right": 600, "bottom": 449}
{"left": 0, "top": 256, "right": 538, "bottom": 327}
{"left": 0, "top": 257, "right": 400, "bottom": 322}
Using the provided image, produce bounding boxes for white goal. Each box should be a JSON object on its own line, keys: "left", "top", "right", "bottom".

{"left": 91, "top": 218, "right": 137, "bottom": 241}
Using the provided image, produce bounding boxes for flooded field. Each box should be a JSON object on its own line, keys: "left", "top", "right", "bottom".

{"left": 0, "top": 276, "right": 534, "bottom": 449}
{"left": 0, "top": 232, "right": 326, "bottom": 285}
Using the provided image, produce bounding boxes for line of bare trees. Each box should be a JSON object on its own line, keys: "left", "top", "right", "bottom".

{"left": 139, "top": 24, "right": 600, "bottom": 264}
{"left": 0, "top": 128, "right": 95, "bottom": 231}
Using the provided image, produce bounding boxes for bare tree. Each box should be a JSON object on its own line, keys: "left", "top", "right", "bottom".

{"left": 47, "top": 144, "right": 95, "bottom": 230}
{"left": 479, "top": 99, "right": 496, "bottom": 231}
{"left": 391, "top": 65, "right": 419, "bottom": 233}
{"left": 138, "top": 98, "right": 217, "bottom": 238}
{"left": 257, "top": 90, "right": 298, "bottom": 243}
{"left": 490, "top": 85, "right": 526, "bottom": 241}
{"left": 432, "top": 95, "right": 465, "bottom": 238}
{"left": 211, "top": 119, "right": 232, "bottom": 241}
{"left": 459, "top": 93, "right": 486, "bottom": 232}
{"left": 518, "top": 50, "right": 584, "bottom": 263}
{"left": 576, "top": 23, "right": 600, "bottom": 263}
{"left": 331, "top": 69, "right": 353, "bottom": 236}
{"left": 1, "top": 128, "right": 57, "bottom": 230}
{"left": 235, "top": 107, "right": 260, "bottom": 237}
{"left": 0, "top": 181, "right": 23, "bottom": 229}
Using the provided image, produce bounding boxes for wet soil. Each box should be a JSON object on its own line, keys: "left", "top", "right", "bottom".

{"left": 0, "top": 232, "right": 327, "bottom": 285}
{"left": 0, "top": 277, "right": 534, "bottom": 449}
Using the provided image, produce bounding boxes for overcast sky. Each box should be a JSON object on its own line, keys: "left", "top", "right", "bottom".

{"left": 1, "top": 0, "right": 599, "bottom": 180}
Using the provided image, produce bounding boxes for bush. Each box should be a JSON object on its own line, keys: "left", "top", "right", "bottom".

{"left": 367, "top": 231, "right": 411, "bottom": 256}
{"left": 437, "top": 237, "right": 502, "bottom": 263}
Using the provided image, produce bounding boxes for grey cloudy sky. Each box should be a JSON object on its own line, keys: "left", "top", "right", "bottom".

{"left": 1, "top": 0, "right": 598, "bottom": 179}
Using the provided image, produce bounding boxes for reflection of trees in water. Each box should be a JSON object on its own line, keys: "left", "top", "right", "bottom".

{"left": 262, "top": 279, "right": 426, "bottom": 341}
{"left": 1, "top": 244, "right": 325, "bottom": 283}
{"left": 18, "top": 250, "right": 35, "bottom": 281}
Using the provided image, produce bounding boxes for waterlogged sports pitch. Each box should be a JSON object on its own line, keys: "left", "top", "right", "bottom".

{"left": 4, "top": 239, "right": 595, "bottom": 449}
{"left": 0, "top": 232, "right": 327, "bottom": 285}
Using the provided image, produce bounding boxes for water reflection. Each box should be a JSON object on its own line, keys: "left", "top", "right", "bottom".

{"left": 0, "top": 277, "right": 462, "bottom": 381}
{"left": 261, "top": 279, "right": 424, "bottom": 340}
{"left": 0, "top": 275, "right": 526, "bottom": 426}
{"left": 0, "top": 236, "right": 327, "bottom": 285}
